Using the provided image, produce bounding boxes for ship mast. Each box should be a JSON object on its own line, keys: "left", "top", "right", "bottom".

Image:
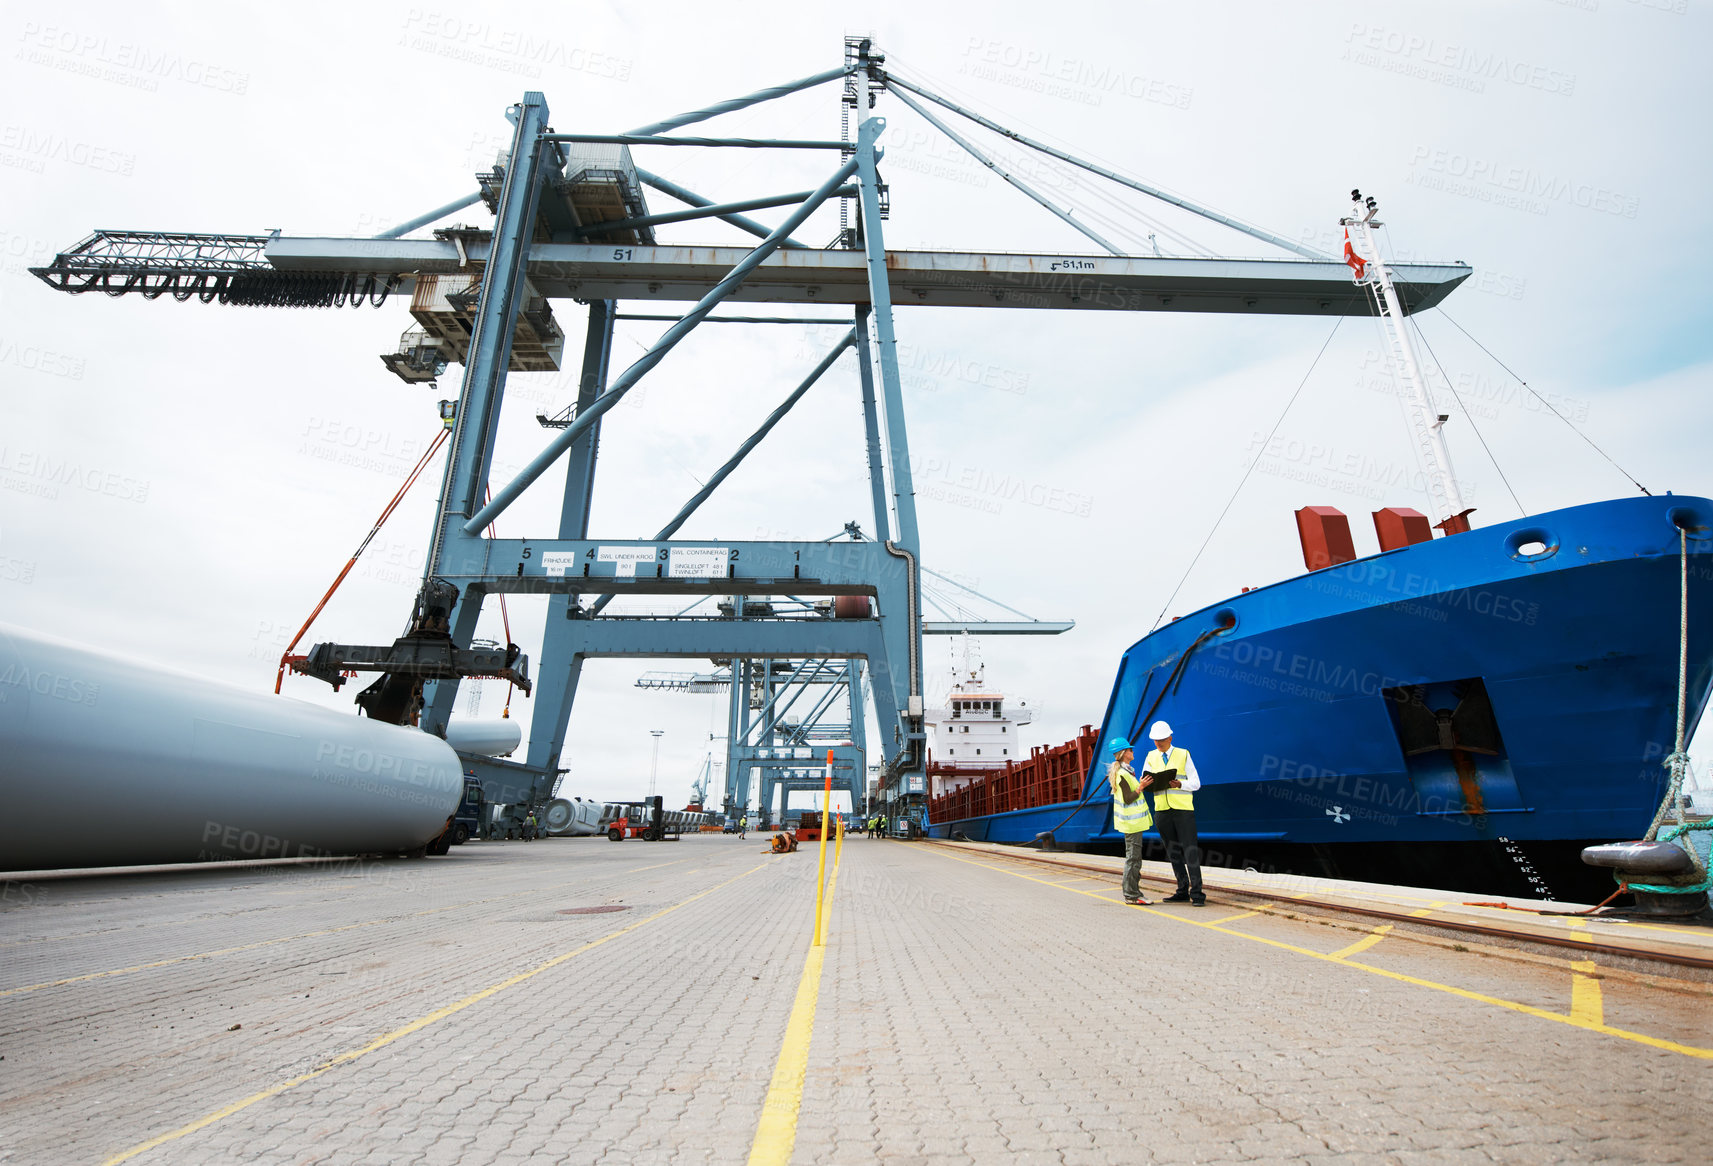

{"left": 1343, "top": 191, "right": 1473, "bottom": 533}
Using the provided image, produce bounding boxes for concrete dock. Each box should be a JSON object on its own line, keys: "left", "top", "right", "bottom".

{"left": 3, "top": 835, "right": 1710, "bottom": 1164}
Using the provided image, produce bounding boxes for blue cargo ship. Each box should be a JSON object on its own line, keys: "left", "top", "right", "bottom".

{"left": 927, "top": 198, "right": 1710, "bottom": 899}
{"left": 926, "top": 493, "right": 1713, "bottom": 898}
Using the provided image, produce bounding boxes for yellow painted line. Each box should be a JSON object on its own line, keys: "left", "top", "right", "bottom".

{"left": 100, "top": 861, "right": 772, "bottom": 1166}
{"left": 3, "top": 923, "right": 385, "bottom": 999}
{"left": 1407, "top": 900, "right": 1451, "bottom": 917}
{"left": 1209, "top": 909, "right": 1264, "bottom": 925}
{"left": 1329, "top": 924, "right": 1393, "bottom": 960}
{"left": 927, "top": 848, "right": 1713, "bottom": 1062}
{"left": 747, "top": 945, "right": 826, "bottom": 1166}
{"left": 1606, "top": 917, "right": 1713, "bottom": 935}
{"left": 748, "top": 833, "right": 843, "bottom": 1165}
{"left": 621, "top": 859, "right": 687, "bottom": 875}
{"left": 1571, "top": 959, "right": 1604, "bottom": 1027}
{"left": 9, "top": 861, "right": 690, "bottom": 999}
{"left": 0, "top": 891, "right": 534, "bottom": 1000}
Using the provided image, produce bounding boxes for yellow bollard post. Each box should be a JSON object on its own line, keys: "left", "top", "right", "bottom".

{"left": 812, "top": 749, "right": 832, "bottom": 948}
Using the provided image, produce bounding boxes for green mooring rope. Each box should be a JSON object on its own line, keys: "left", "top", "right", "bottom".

{"left": 1625, "top": 820, "right": 1713, "bottom": 896}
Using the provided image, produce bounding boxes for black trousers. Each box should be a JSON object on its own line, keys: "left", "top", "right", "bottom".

{"left": 1154, "top": 808, "right": 1202, "bottom": 896}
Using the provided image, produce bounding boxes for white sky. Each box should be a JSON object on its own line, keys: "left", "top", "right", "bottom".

{"left": 4, "top": 0, "right": 1711, "bottom": 808}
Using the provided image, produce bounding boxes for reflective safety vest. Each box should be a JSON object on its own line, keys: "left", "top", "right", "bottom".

{"left": 1144, "top": 747, "right": 1195, "bottom": 812}
{"left": 1109, "top": 761, "right": 1154, "bottom": 834}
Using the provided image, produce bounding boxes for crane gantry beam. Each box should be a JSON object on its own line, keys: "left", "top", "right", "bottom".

{"left": 35, "top": 231, "right": 1469, "bottom": 316}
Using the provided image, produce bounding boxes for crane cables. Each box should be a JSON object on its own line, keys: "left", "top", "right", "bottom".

{"left": 1429, "top": 309, "right": 1652, "bottom": 498}
{"left": 1148, "top": 316, "right": 1345, "bottom": 634}
{"left": 274, "top": 426, "right": 450, "bottom": 693}
{"left": 879, "top": 54, "right": 1314, "bottom": 261}
{"left": 1405, "top": 314, "right": 1525, "bottom": 518}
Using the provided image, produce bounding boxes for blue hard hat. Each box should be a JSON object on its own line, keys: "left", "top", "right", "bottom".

{"left": 1108, "top": 736, "right": 1133, "bottom": 755}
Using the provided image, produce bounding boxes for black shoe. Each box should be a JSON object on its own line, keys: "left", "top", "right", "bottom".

{"left": 1163, "top": 893, "right": 1191, "bottom": 903}
{"left": 1190, "top": 895, "right": 1207, "bottom": 907}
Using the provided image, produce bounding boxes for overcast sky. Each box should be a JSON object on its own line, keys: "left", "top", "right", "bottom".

{"left": 4, "top": 0, "right": 1710, "bottom": 810}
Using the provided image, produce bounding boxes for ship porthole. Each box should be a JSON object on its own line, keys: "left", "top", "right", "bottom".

{"left": 1213, "top": 608, "right": 1238, "bottom": 633}
{"left": 1505, "top": 528, "right": 1558, "bottom": 561}
{"left": 1668, "top": 506, "right": 1712, "bottom": 539}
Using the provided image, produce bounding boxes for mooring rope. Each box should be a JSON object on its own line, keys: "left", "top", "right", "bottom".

{"left": 1645, "top": 528, "right": 1693, "bottom": 845}
{"left": 1630, "top": 527, "right": 1711, "bottom": 895}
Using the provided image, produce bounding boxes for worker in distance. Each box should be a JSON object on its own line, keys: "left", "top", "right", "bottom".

{"left": 1107, "top": 735, "right": 1154, "bottom": 905}
{"left": 1142, "top": 720, "right": 1205, "bottom": 905}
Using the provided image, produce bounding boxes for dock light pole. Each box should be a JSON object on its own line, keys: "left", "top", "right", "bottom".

{"left": 649, "top": 730, "right": 664, "bottom": 800}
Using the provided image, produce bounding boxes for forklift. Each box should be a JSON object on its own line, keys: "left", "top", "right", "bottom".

{"left": 606, "top": 796, "right": 677, "bottom": 842}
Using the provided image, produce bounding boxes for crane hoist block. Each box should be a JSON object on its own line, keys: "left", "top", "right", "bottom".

{"left": 409, "top": 271, "right": 565, "bottom": 373}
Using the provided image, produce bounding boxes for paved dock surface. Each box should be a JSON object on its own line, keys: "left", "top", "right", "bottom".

{"left": 3, "top": 835, "right": 1710, "bottom": 1164}
{"left": 937, "top": 841, "right": 1713, "bottom": 972}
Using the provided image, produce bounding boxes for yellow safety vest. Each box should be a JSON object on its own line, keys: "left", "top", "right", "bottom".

{"left": 1144, "top": 747, "right": 1195, "bottom": 812}
{"left": 1109, "top": 762, "right": 1154, "bottom": 834}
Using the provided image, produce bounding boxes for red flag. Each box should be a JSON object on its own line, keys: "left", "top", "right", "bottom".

{"left": 1343, "top": 229, "right": 1368, "bottom": 280}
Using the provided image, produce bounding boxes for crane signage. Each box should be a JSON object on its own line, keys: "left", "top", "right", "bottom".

{"left": 668, "top": 547, "right": 729, "bottom": 578}
{"left": 597, "top": 546, "right": 658, "bottom": 577}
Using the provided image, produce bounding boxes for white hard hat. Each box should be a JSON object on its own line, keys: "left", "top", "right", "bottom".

{"left": 1148, "top": 720, "right": 1173, "bottom": 740}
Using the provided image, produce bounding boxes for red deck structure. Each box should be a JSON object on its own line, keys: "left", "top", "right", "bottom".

{"left": 927, "top": 726, "right": 1097, "bottom": 823}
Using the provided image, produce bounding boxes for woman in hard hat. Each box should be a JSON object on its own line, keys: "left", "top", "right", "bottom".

{"left": 1107, "top": 735, "right": 1154, "bottom": 905}
{"left": 1142, "top": 720, "right": 1204, "bottom": 905}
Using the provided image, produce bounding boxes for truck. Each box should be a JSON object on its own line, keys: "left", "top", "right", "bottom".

{"left": 450, "top": 776, "right": 484, "bottom": 845}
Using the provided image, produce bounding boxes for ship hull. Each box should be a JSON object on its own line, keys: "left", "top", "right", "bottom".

{"left": 927, "top": 495, "right": 1713, "bottom": 897}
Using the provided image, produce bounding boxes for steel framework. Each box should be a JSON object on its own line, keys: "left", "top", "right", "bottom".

{"left": 726, "top": 657, "right": 867, "bottom": 827}
{"left": 30, "top": 43, "right": 1471, "bottom": 831}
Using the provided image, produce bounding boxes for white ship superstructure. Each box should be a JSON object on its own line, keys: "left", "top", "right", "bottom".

{"left": 924, "top": 665, "right": 1033, "bottom": 796}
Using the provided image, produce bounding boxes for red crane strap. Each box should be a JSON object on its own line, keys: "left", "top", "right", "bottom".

{"left": 275, "top": 426, "right": 450, "bottom": 693}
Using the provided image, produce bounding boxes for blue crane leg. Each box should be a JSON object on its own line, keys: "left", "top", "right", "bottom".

{"left": 418, "top": 94, "right": 552, "bottom": 738}
{"left": 522, "top": 301, "right": 617, "bottom": 786}
{"left": 855, "top": 117, "right": 926, "bottom": 794}
{"left": 853, "top": 307, "right": 893, "bottom": 545}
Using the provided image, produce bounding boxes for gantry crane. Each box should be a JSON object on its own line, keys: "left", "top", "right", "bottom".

{"left": 31, "top": 40, "right": 1469, "bottom": 833}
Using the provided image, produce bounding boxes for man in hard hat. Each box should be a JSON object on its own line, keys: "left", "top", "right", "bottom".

{"left": 1107, "top": 735, "right": 1154, "bottom": 905}
{"left": 1142, "top": 720, "right": 1204, "bottom": 905}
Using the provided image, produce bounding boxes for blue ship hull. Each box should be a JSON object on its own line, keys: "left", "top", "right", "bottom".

{"left": 928, "top": 495, "right": 1713, "bottom": 891}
